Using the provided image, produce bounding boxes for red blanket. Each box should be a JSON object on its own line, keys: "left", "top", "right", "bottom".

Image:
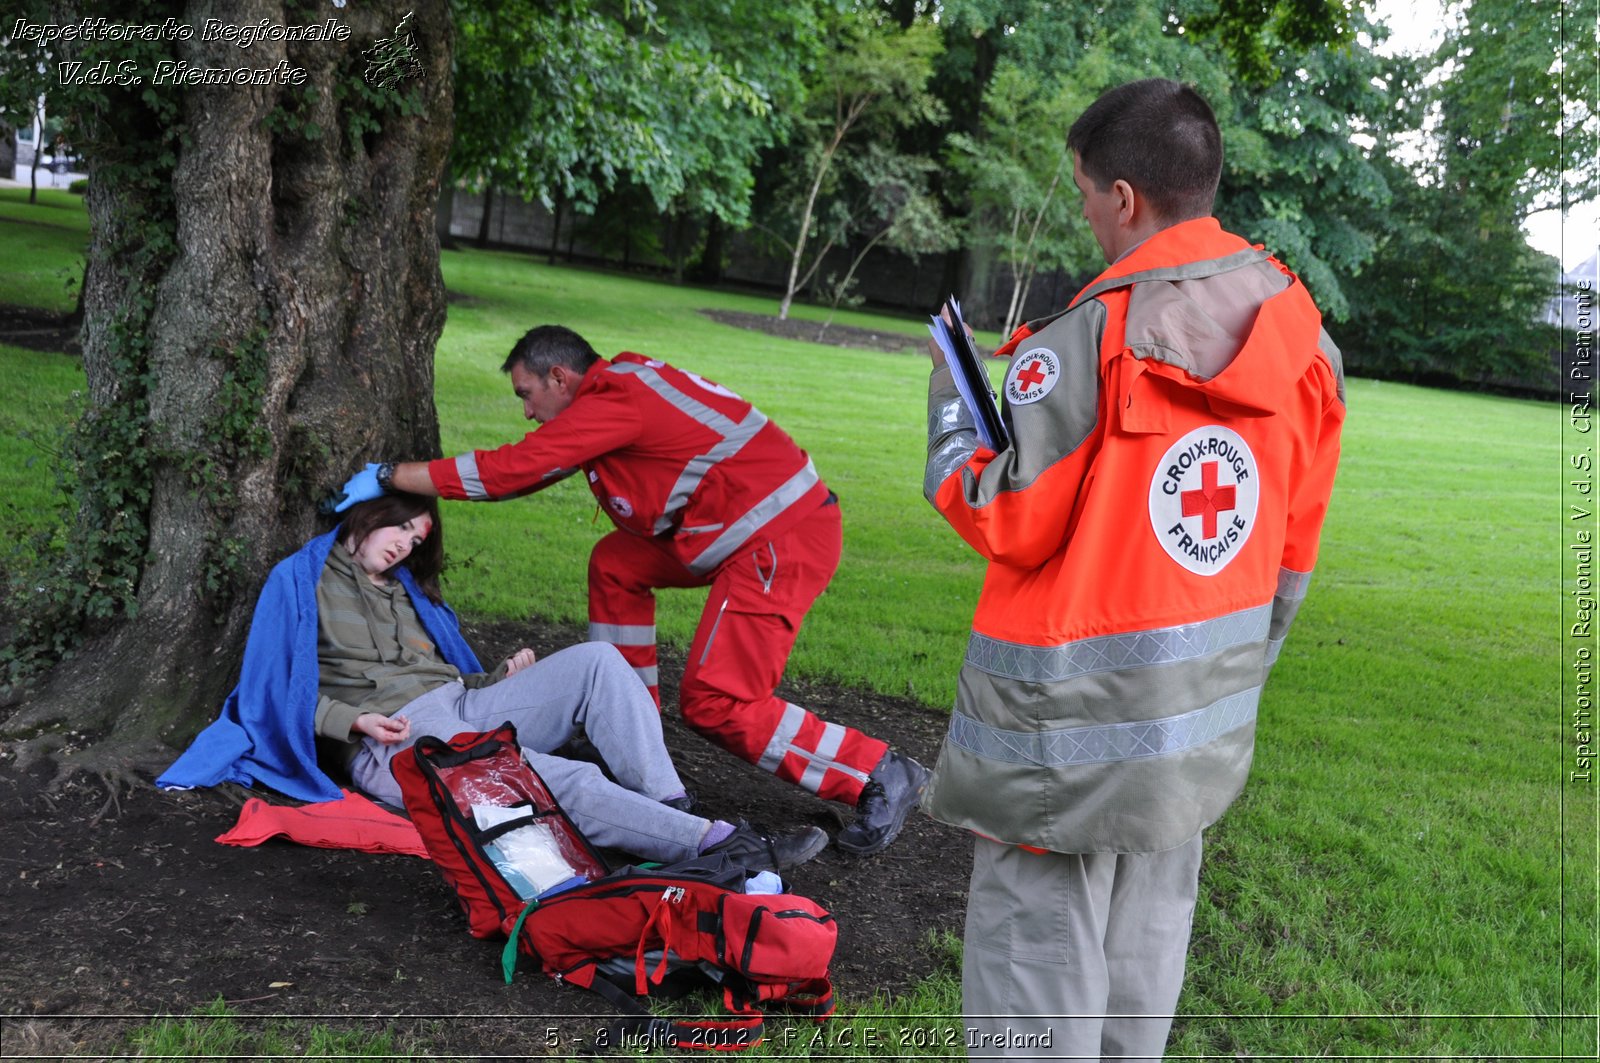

{"left": 216, "top": 789, "right": 430, "bottom": 858}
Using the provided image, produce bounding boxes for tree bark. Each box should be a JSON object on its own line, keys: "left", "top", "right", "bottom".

{"left": 3, "top": 1, "right": 455, "bottom": 770}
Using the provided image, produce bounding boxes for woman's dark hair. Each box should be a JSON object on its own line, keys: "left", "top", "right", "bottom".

{"left": 1068, "top": 78, "right": 1222, "bottom": 222}
{"left": 337, "top": 492, "right": 445, "bottom": 603}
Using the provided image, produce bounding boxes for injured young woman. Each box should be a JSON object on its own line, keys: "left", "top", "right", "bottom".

{"left": 158, "top": 493, "right": 827, "bottom": 874}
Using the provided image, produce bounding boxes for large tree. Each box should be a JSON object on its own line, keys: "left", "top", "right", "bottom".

{"left": 1, "top": 0, "right": 454, "bottom": 788}
{"left": 1338, "top": 0, "right": 1594, "bottom": 384}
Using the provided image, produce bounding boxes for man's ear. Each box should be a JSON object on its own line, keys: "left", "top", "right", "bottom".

{"left": 1113, "top": 178, "right": 1137, "bottom": 227}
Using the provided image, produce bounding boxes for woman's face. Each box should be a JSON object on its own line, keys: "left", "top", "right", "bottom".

{"left": 347, "top": 515, "right": 433, "bottom": 581}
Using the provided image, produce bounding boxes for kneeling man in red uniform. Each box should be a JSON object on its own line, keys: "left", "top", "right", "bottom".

{"left": 336, "top": 326, "right": 927, "bottom": 855}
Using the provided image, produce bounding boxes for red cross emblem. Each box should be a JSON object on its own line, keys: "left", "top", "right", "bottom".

{"left": 1180, "top": 461, "right": 1237, "bottom": 539}
{"left": 1015, "top": 359, "right": 1047, "bottom": 392}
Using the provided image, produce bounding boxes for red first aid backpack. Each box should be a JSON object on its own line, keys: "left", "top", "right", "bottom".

{"left": 390, "top": 722, "right": 609, "bottom": 937}
{"left": 393, "top": 724, "right": 837, "bottom": 1051}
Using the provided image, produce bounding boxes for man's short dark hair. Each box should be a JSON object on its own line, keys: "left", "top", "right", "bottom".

{"left": 502, "top": 324, "right": 601, "bottom": 376}
{"left": 1067, "top": 78, "right": 1222, "bottom": 222}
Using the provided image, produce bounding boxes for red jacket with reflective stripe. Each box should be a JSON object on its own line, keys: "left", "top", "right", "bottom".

{"left": 429, "top": 354, "right": 829, "bottom": 576}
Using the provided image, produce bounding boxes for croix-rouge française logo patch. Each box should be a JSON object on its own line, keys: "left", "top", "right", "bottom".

{"left": 1148, "top": 426, "right": 1259, "bottom": 576}
{"left": 1004, "top": 348, "right": 1061, "bottom": 406}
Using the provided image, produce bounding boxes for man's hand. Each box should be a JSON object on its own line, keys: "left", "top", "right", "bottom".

{"left": 502, "top": 648, "right": 537, "bottom": 676}
{"left": 352, "top": 712, "right": 411, "bottom": 745}
{"left": 330, "top": 463, "right": 387, "bottom": 513}
{"left": 928, "top": 305, "right": 972, "bottom": 369}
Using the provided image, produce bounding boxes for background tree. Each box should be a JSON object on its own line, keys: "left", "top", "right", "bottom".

{"left": 772, "top": 15, "right": 945, "bottom": 319}
{"left": 1339, "top": 0, "right": 1593, "bottom": 384}
{"left": 0, "top": 5, "right": 54, "bottom": 205}
{"left": 449, "top": 0, "right": 822, "bottom": 265}
{"left": 813, "top": 143, "right": 956, "bottom": 334}
{"left": 0, "top": 0, "right": 455, "bottom": 787}
{"left": 946, "top": 65, "right": 1095, "bottom": 335}
{"left": 1212, "top": 8, "right": 1392, "bottom": 323}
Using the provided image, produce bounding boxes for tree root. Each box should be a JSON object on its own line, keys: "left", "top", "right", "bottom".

{"left": 2, "top": 733, "right": 174, "bottom": 821}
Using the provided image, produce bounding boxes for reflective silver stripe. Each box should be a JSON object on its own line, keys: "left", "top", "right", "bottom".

{"left": 925, "top": 396, "right": 979, "bottom": 500}
{"left": 699, "top": 597, "right": 730, "bottom": 665}
{"left": 965, "top": 605, "right": 1272, "bottom": 683}
{"left": 947, "top": 687, "right": 1261, "bottom": 767}
{"left": 633, "top": 664, "right": 660, "bottom": 688}
{"left": 1264, "top": 638, "right": 1285, "bottom": 667}
{"left": 609, "top": 362, "right": 745, "bottom": 435}
{"left": 456, "top": 454, "right": 487, "bottom": 500}
{"left": 655, "top": 408, "right": 769, "bottom": 535}
{"left": 1277, "top": 567, "right": 1313, "bottom": 601}
{"left": 759, "top": 702, "right": 808, "bottom": 775}
{"left": 799, "top": 719, "right": 846, "bottom": 792}
{"left": 929, "top": 393, "right": 976, "bottom": 438}
{"left": 588, "top": 622, "right": 656, "bottom": 645}
{"left": 688, "top": 459, "right": 820, "bottom": 576}
{"left": 607, "top": 361, "right": 776, "bottom": 536}
{"left": 759, "top": 703, "right": 868, "bottom": 792}
{"left": 926, "top": 432, "right": 979, "bottom": 501}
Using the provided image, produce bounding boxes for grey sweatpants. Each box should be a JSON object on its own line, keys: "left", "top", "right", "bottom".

{"left": 351, "top": 642, "right": 708, "bottom": 862}
{"left": 962, "top": 833, "right": 1203, "bottom": 1062}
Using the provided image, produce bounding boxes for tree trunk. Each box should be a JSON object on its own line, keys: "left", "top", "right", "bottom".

{"left": 476, "top": 183, "right": 494, "bottom": 246}
{"left": 2, "top": 1, "right": 455, "bottom": 772}
{"left": 549, "top": 193, "right": 564, "bottom": 265}
{"left": 779, "top": 121, "right": 852, "bottom": 320}
{"left": 693, "top": 213, "right": 725, "bottom": 284}
{"left": 436, "top": 163, "right": 458, "bottom": 251}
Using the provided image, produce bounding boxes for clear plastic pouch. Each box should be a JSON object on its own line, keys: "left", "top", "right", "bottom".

{"left": 474, "top": 804, "right": 586, "bottom": 898}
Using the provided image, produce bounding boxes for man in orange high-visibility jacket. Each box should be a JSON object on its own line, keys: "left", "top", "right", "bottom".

{"left": 923, "top": 79, "right": 1344, "bottom": 1059}
{"left": 336, "top": 326, "right": 929, "bottom": 856}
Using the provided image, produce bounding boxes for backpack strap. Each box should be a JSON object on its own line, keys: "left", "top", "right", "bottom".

{"left": 501, "top": 901, "right": 537, "bottom": 983}
{"left": 725, "top": 974, "right": 835, "bottom": 1019}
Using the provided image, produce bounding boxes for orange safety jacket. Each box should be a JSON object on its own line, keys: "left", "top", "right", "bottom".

{"left": 427, "top": 354, "right": 830, "bottom": 578}
{"left": 922, "top": 218, "right": 1345, "bottom": 853}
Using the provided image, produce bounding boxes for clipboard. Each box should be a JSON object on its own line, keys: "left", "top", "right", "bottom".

{"left": 928, "top": 296, "right": 1009, "bottom": 452}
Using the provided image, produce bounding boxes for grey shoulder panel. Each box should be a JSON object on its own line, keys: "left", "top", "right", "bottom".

{"left": 1318, "top": 328, "right": 1347, "bottom": 404}
{"left": 969, "top": 297, "right": 1106, "bottom": 504}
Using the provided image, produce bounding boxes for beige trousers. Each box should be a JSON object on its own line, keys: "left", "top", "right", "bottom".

{"left": 962, "top": 833, "right": 1204, "bottom": 1062}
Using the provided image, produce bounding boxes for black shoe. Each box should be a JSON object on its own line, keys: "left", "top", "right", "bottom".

{"left": 835, "top": 751, "right": 929, "bottom": 856}
{"left": 705, "top": 821, "right": 829, "bottom": 874}
{"left": 661, "top": 791, "right": 701, "bottom": 816}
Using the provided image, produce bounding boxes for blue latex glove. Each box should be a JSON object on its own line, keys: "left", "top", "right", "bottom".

{"left": 329, "top": 463, "right": 386, "bottom": 513}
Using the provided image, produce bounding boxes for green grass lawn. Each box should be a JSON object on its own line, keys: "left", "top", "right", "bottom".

{"left": 1, "top": 190, "right": 1588, "bottom": 1059}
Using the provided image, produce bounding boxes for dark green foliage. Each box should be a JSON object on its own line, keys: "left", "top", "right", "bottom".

{"left": 1335, "top": 0, "right": 1587, "bottom": 389}
{"left": 449, "top": 0, "right": 822, "bottom": 226}
{"left": 1337, "top": 158, "right": 1563, "bottom": 387}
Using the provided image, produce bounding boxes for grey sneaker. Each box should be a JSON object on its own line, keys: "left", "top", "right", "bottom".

{"left": 835, "top": 751, "right": 929, "bottom": 856}
{"left": 706, "top": 821, "right": 829, "bottom": 873}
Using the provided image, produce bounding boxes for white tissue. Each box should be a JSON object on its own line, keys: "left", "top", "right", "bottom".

{"left": 474, "top": 805, "right": 582, "bottom": 899}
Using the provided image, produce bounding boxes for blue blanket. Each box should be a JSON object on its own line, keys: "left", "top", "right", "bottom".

{"left": 157, "top": 530, "right": 482, "bottom": 802}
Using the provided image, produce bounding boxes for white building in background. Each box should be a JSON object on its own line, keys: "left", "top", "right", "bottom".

{"left": 8, "top": 97, "right": 83, "bottom": 188}
{"left": 1547, "top": 253, "right": 1600, "bottom": 332}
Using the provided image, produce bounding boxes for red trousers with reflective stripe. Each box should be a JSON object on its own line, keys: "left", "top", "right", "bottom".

{"left": 586, "top": 501, "right": 886, "bottom": 805}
